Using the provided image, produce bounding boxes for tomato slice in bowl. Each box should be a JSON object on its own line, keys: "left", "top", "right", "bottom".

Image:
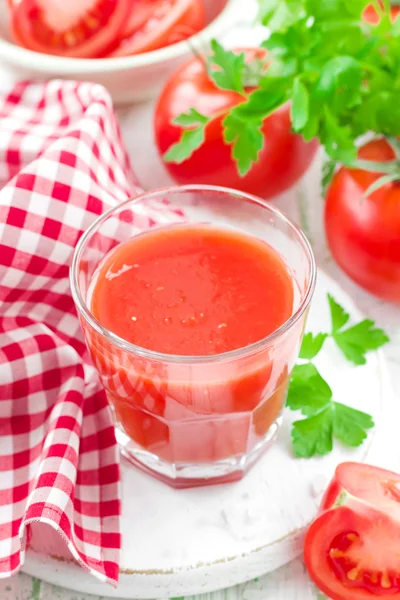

{"left": 121, "top": 0, "right": 159, "bottom": 39}
{"left": 11, "top": 0, "right": 131, "bottom": 58}
{"left": 305, "top": 463, "right": 400, "bottom": 600}
{"left": 111, "top": 0, "right": 205, "bottom": 57}
{"left": 162, "top": 0, "right": 205, "bottom": 45}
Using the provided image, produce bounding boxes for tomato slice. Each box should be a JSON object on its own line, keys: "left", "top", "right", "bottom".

{"left": 111, "top": 0, "right": 205, "bottom": 57}
{"left": 121, "top": 0, "right": 159, "bottom": 38}
{"left": 321, "top": 462, "right": 400, "bottom": 516}
{"left": 305, "top": 463, "right": 400, "bottom": 600}
{"left": 11, "top": 0, "right": 131, "bottom": 58}
{"left": 305, "top": 506, "right": 400, "bottom": 600}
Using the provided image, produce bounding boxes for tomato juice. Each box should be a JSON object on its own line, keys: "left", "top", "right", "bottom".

{"left": 87, "top": 224, "right": 294, "bottom": 468}
{"left": 90, "top": 224, "right": 294, "bottom": 355}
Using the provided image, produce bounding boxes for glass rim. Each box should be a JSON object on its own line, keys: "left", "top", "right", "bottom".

{"left": 70, "top": 184, "right": 317, "bottom": 364}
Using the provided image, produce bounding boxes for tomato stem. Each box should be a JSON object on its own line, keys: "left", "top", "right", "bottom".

{"left": 347, "top": 158, "right": 400, "bottom": 174}
{"left": 346, "top": 136, "right": 400, "bottom": 198}
{"left": 386, "top": 136, "right": 400, "bottom": 160}
{"left": 187, "top": 39, "right": 211, "bottom": 77}
{"left": 362, "top": 173, "right": 400, "bottom": 198}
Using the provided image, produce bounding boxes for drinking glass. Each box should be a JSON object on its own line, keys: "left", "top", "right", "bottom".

{"left": 70, "top": 185, "right": 316, "bottom": 488}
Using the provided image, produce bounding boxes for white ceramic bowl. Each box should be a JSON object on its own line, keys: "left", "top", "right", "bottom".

{"left": 0, "top": 0, "right": 243, "bottom": 104}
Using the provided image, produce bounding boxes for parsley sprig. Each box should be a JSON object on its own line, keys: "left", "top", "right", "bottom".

{"left": 287, "top": 294, "right": 389, "bottom": 458}
{"left": 165, "top": 1, "right": 400, "bottom": 188}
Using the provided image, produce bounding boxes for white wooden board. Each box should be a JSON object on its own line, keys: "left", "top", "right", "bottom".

{"left": 22, "top": 269, "right": 397, "bottom": 599}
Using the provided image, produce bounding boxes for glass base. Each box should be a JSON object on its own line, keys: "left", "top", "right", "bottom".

{"left": 115, "top": 417, "right": 282, "bottom": 489}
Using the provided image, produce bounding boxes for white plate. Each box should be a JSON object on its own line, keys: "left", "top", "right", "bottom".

{"left": 22, "top": 269, "right": 397, "bottom": 599}
{"left": 0, "top": 0, "right": 245, "bottom": 104}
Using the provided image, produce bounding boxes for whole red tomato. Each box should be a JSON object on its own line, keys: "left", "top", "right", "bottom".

{"left": 305, "top": 463, "right": 400, "bottom": 600}
{"left": 325, "top": 139, "right": 400, "bottom": 303}
{"left": 154, "top": 49, "right": 318, "bottom": 199}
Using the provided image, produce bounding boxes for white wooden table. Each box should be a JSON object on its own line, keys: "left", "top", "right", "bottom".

{"left": 1, "top": 5, "right": 400, "bottom": 599}
{"left": 2, "top": 98, "right": 400, "bottom": 600}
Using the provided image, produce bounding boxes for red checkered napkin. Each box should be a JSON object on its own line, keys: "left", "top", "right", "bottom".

{"left": 0, "top": 80, "right": 143, "bottom": 586}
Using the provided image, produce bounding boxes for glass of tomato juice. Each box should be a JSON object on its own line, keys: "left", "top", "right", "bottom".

{"left": 71, "top": 185, "right": 316, "bottom": 488}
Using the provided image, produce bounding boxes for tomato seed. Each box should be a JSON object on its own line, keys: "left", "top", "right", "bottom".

{"left": 347, "top": 568, "right": 361, "bottom": 581}
{"left": 64, "top": 32, "right": 76, "bottom": 46}
{"left": 86, "top": 16, "right": 100, "bottom": 29}
{"left": 329, "top": 549, "right": 346, "bottom": 559}
{"left": 381, "top": 572, "right": 391, "bottom": 588}
{"left": 370, "top": 571, "right": 378, "bottom": 584}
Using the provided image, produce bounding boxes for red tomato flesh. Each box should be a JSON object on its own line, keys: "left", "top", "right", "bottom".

{"left": 121, "top": 0, "right": 158, "bottom": 38}
{"left": 306, "top": 507, "right": 400, "bottom": 600}
{"left": 111, "top": 0, "right": 205, "bottom": 57}
{"left": 305, "top": 463, "right": 400, "bottom": 600}
{"left": 11, "top": 0, "right": 130, "bottom": 58}
{"left": 90, "top": 224, "right": 294, "bottom": 355}
{"left": 321, "top": 462, "right": 400, "bottom": 515}
{"left": 88, "top": 223, "right": 293, "bottom": 463}
{"left": 325, "top": 139, "right": 400, "bottom": 303}
{"left": 154, "top": 49, "right": 318, "bottom": 199}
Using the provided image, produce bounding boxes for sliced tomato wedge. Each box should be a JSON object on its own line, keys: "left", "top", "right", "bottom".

{"left": 304, "top": 463, "right": 400, "bottom": 600}
{"left": 121, "top": 0, "right": 159, "bottom": 39}
{"left": 11, "top": 0, "right": 131, "bottom": 58}
{"left": 320, "top": 462, "right": 400, "bottom": 515}
{"left": 111, "top": 0, "right": 205, "bottom": 57}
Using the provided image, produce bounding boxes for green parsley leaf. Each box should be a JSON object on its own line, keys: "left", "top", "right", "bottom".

{"left": 328, "top": 293, "right": 350, "bottom": 333}
{"left": 258, "top": 0, "right": 305, "bottom": 29}
{"left": 291, "top": 77, "right": 309, "bottom": 131}
{"left": 255, "top": 0, "right": 400, "bottom": 177}
{"left": 163, "top": 109, "right": 211, "bottom": 164}
{"left": 301, "top": 113, "right": 320, "bottom": 142}
{"left": 307, "top": 0, "right": 366, "bottom": 19}
{"left": 292, "top": 401, "right": 375, "bottom": 458}
{"left": 322, "top": 107, "right": 357, "bottom": 164}
{"left": 292, "top": 405, "right": 334, "bottom": 457}
{"left": 173, "top": 109, "right": 209, "bottom": 127}
{"left": 287, "top": 293, "right": 387, "bottom": 458}
{"left": 299, "top": 332, "right": 328, "bottom": 359}
{"left": 236, "top": 79, "right": 289, "bottom": 118}
{"left": 321, "top": 157, "right": 337, "bottom": 196}
{"left": 392, "top": 11, "right": 400, "bottom": 35}
{"left": 333, "top": 319, "right": 390, "bottom": 365}
{"left": 315, "top": 56, "right": 363, "bottom": 113}
{"left": 165, "top": 0, "right": 400, "bottom": 203}
{"left": 222, "top": 81, "right": 288, "bottom": 175}
{"left": 242, "top": 56, "right": 269, "bottom": 88}
{"left": 258, "top": 0, "right": 280, "bottom": 21}
{"left": 207, "top": 40, "right": 246, "bottom": 94}
{"left": 287, "top": 363, "right": 332, "bottom": 415}
{"left": 354, "top": 92, "right": 400, "bottom": 137}
{"left": 333, "top": 402, "right": 374, "bottom": 446}
{"left": 223, "top": 113, "right": 264, "bottom": 176}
